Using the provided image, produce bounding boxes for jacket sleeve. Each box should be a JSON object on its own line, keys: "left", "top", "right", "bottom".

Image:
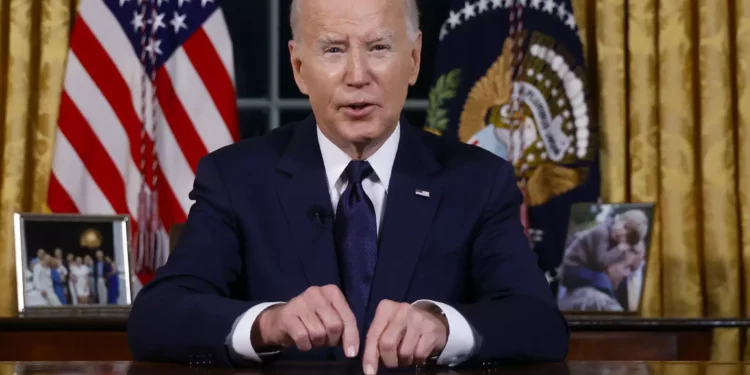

{"left": 452, "top": 160, "right": 570, "bottom": 365}
{"left": 127, "top": 155, "right": 266, "bottom": 368}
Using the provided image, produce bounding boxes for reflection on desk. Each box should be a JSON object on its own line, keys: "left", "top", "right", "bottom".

{"left": 2, "top": 362, "right": 750, "bottom": 375}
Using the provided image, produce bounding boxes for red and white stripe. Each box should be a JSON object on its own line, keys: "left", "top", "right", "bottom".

{"left": 48, "top": 0, "right": 238, "bottom": 289}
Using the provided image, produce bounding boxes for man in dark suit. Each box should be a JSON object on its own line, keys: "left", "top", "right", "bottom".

{"left": 126, "top": 0, "right": 569, "bottom": 371}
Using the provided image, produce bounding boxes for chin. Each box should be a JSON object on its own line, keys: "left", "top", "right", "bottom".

{"left": 340, "top": 119, "right": 387, "bottom": 141}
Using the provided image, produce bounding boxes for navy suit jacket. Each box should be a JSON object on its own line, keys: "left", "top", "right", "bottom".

{"left": 126, "top": 115, "right": 569, "bottom": 367}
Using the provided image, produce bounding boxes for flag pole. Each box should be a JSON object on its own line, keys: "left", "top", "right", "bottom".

{"left": 508, "top": 0, "right": 530, "bottom": 237}
{"left": 135, "top": 0, "right": 152, "bottom": 274}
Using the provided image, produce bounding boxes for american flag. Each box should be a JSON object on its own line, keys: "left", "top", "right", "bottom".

{"left": 47, "top": 0, "right": 239, "bottom": 289}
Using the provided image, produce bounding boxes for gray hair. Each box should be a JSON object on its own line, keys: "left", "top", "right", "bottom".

{"left": 290, "top": 0, "right": 420, "bottom": 43}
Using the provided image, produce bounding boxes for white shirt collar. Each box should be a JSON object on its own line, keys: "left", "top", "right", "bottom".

{"left": 317, "top": 122, "right": 400, "bottom": 192}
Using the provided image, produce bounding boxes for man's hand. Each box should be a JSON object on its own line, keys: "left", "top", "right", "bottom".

{"left": 252, "top": 285, "right": 360, "bottom": 357}
{"left": 362, "top": 300, "right": 449, "bottom": 374}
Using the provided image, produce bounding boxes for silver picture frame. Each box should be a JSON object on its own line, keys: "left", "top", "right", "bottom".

{"left": 14, "top": 213, "right": 133, "bottom": 317}
{"left": 556, "top": 202, "right": 656, "bottom": 315}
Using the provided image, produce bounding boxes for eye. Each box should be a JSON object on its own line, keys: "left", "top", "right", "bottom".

{"left": 372, "top": 44, "right": 390, "bottom": 51}
{"left": 325, "top": 47, "right": 342, "bottom": 54}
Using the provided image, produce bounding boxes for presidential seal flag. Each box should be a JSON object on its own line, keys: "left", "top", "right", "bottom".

{"left": 425, "top": 0, "right": 600, "bottom": 285}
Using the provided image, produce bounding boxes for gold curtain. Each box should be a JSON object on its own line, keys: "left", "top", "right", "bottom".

{"left": 0, "top": 0, "right": 75, "bottom": 317}
{"left": 572, "top": 0, "right": 750, "bottom": 361}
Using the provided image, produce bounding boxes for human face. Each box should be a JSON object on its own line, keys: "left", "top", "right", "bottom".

{"left": 606, "top": 251, "right": 639, "bottom": 290}
{"left": 611, "top": 221, "right": 628, "bottom": 243}
{"left": 289, "top": 0, "right": 422, "bottom": 156}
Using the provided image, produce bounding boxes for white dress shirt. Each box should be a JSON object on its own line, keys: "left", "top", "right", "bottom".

{"left": 228, "top": 123, "right": 477, "bottom": 366}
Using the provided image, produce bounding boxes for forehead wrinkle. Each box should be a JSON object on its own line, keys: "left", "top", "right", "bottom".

{"left": 363, "top": 31, "right": 394, "bottom": 43}
{"left": 316, "top": 34, "right": 345, "bottom": 44}
{"left": 304, "top": 3, "right": 401, "bottom": 36}
{"left": 291, "top": 0, "right": 420, "bottom": 43}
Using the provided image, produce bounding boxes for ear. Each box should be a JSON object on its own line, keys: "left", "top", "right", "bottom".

{"left": 408, "top": 31, "right": 423, "bottom": 86}
{"left": 289, "top": 40, "right": 308, "bottom": 95}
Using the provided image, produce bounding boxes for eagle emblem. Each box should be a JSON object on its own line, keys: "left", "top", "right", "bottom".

{"left": 457, "top": 33, "right": 594, "bottom": 207}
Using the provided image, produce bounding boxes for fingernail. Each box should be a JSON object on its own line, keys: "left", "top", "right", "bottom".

{"left": 365, "top": 364, "right": 375, "bottom": 375}
{"left": 347, "top": 346, "right": 355, "bottom": 357}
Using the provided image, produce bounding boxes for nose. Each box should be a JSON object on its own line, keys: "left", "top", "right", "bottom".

{"left": 344, "top": 47, "right": 371, "bottom": 88}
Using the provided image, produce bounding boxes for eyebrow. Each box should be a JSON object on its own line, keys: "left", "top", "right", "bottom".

{"left": 365, "top": 32, "right": 394, "bottom": 44}
{"left": 317, "top": 36, "right": 345, "bottom": 46}
{"left": 315, "top": 32, "right": 396, "bottom": 47}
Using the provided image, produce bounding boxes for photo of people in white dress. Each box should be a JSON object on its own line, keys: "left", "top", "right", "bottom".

{"left": 556, "top": 203, "right": 655, "bottom": 313}
{"left": 20, "top": 218, "right": 130, "bottom": 308}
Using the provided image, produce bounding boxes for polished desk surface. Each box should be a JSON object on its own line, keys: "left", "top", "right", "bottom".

{"left": 2, "top": 362, "right": 750, "bottom": 375}
{"left": 4, "top": 316, "right": 750, "bottom": 330}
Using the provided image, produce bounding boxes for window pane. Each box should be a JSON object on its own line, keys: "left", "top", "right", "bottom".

{"left": 277, "top": 0, "right": 453, "bottom": 100}
{"left": 280, "top": 110, "right": 313, "bottom": 127}
{"left": 224, "top": 0, "right": 269, "bottom": 98}
{"left": 239, "top": 109, "right": 269, "bottom": 139}
{"left": 402, "top": 110, "right": 427, "bottom": 130}
{"left": 409, "top": 0, "right": 453, "bottom": 99}
{"left": 278, "top": 0, "right": 301, "bottom": 98}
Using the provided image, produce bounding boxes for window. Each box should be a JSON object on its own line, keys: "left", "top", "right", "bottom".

{"left": 222, "top": 0, "right": 453, "bottom": 139}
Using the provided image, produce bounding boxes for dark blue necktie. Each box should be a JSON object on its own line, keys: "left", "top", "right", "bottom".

{"left": 334, "top": 160, "right": 378, "bottom": 325}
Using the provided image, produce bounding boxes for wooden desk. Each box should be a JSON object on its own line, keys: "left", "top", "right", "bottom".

{"left": 1, "top": 317, "right": 749, "bottom": 362}
{"left": 567, "top": 317, "right": 750, "bottom": 361}
{"left": 1, "top": 361, "right": 749, "bottom": 375}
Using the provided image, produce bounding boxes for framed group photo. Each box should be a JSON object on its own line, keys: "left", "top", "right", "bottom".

{"left": 556, "top": 202, "right": 656, "bottom": 314}
{"left": 14, "top": 213, "right": 134, "bottom": 316}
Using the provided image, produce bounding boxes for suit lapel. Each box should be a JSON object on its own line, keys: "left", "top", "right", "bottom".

{"left": 367, "top": 121, "right": 442, "bottom": 323}
{"left": 277, "top": 117, "right": 341, "bottom": 289}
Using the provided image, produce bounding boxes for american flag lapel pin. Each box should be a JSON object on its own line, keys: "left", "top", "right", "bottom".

{"left": 415, "top": 189, "right": 430, "bottom": 198}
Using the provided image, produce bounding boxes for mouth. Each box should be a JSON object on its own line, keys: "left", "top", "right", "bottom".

{"left": 341, "top": 102, "right": 376, "bottom": 118}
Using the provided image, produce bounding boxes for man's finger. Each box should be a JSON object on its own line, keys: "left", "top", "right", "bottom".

{"left": 378, "top": 305, "right": 409, "bottom": 368}
{"left": 314, "top": 302, "right": 344, "bottom": 346}
{"left": 413, "top": 332, "right": 436, "bottom": 364}
{"left": 299, "top": 309, "right": 327, "bottom": 347}
{"left": 398, "top": 323, "right": 420, "bottom": 366}
{"left": 284, "top": 315, "right": 312, "bottom": 351}
{"left": 322, "top": 285, "right": 359, "bottom": 357}
{"left": 363, "top": 301, "right": 396, "bottom": 375}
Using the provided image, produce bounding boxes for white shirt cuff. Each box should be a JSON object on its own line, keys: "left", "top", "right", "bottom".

{"left": 412, "top": 299, "right": 477, "bottom": 366}
{"left": 228, "top": 302, "right": 285, "bottom": 362}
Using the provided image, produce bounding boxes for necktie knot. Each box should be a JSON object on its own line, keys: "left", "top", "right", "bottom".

{"left": 344, "top": 160, "right": 374, "bottom": 184}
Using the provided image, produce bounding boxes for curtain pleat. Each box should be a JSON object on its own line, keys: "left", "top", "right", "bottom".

{"left": 0, "top": 0, "right": 72, "bottom": 317}
{"left": 596, "top": 0, "right": 627, "bottom": 204}
{"left": 657, "top": 0, "right": 704, "bottom": 318}
{"left": 696, "top": 0, "right": 742, "bottom": 361}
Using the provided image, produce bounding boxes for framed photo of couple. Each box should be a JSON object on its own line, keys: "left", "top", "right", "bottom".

{"left": 556, "top": 202, "right": 656, "bottom": 314}
{"left": 14, "top": 213, "right": 134, "bottom": 317}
